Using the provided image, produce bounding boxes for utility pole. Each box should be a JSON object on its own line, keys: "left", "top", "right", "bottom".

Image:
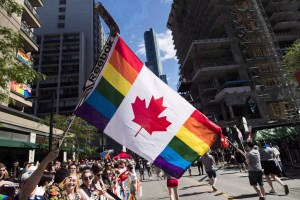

{"left": 49, "top": 91, "right": 55, "bottom": 152}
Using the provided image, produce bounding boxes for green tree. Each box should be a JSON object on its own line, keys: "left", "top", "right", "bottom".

{"left": 283, "top": 39, "right": 300, "bottom": 83}
{"left": 42, "top": 114, "right": 99, "bottom": 159}
{"left": 0, "top": 0, "right": 45, "bottom": 103}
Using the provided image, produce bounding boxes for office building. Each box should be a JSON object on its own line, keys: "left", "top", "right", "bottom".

{"left": 32, "top": 0, "right": 105, "bottom": 116}
{"left": 0, "top": 0, "right": 65, "bottom": 164}
{"left": 144, "top": 28, "right": 168, "bottom": 84}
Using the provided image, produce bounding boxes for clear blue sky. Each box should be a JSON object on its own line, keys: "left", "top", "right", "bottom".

{"left": 97, "top": 0, "right": 179, "bottom": 91}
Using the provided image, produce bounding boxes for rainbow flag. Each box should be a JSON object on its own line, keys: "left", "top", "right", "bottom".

{"left": 17, "top": 50, "right": 30, "bottom": 66}
{"left": 74, "top": 36, "right": 222, "bottom": 178}
{"left": 0, "top": 194, "right": 12, "bottom": 200}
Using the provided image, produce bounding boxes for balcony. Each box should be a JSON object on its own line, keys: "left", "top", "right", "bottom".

{"left": 23, "top": 0, "right": 41, "bottom": 28}
{"left": 215, "top": 86, "right": 251, "bottom": 102}
{"left": 29, "top": 0, "right": 44, "bottom": 7}
{"left": 20, "top": 22, "right": 38, "bottom": 52}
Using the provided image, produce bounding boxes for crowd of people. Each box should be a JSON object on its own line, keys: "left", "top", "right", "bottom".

{"left": 0, "top": 135, "right": 298, "bottom": 200}
{"left": 0, "top": 151, "right": 140, "bottom": 200}
{"left": 197, "top": 139, "right": 291, "bottom": 200}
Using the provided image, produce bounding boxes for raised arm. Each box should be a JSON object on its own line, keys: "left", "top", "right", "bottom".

{"left": 19, "top": 149, "right": 59, "bottom": 200}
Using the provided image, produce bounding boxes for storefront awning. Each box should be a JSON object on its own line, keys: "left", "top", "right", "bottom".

{"left": 0, "top": 138, "right": 40, "bottom": 149}
{"left": 254, "top": 126, "right": 300, "bottom": 141}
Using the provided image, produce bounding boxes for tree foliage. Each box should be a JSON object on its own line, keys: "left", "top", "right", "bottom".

{"left": 42, "top": 114, "right": 99, "bottom": 159}
{"left": 283, "top": 39, "right": 300, "bottom": 83}
{"left": 0, "top": 0, "right": 45, "bottom": 103}
{"left": 0, "top": 0, "right": 23, "bottom": 16}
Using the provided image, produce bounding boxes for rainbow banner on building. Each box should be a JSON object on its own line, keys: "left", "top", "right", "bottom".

{"left": 74, "top": 36, "right": 222, "bottom": 178}
{"left": 17, "top": 50, "right": 30, "bottom": 66}
{"left": 10, "top": 81, "right": 32, "bottom": 98}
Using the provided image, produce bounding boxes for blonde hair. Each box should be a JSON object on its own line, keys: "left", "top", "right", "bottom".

{"left": 64, "top": 174, "right": 80, "bottom": 194}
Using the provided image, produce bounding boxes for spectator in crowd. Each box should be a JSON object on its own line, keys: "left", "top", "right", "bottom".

{"left": 259, "top": 140, "right": 289, "bottom": 195}
{"left": 245, "top": 142, "right": 266, "bottom": 200}
{"left": 63, "top": 173, "right": 85, "bottom": 200}
{"left": 0, "top": 163, "right": 10, "bottom": 181}
{"left": 288, "top": 136, "right": 300, "bottom": 164}
{"left": 45, "top": 167, "right": 71, "bottom": 200}
{"left": 35, "top": 172, "right": 53, "bottom": 196}
{"left": 197, "top": 156, "right": 204, "bottom": 175}
{"left": 69, "top": 164, "right": 77, "bottom": 175}
{"left": 164, "top": 171, "right": 179, "bottom": 200}
{"left": 16, "top": 150, "right": 59, "bottom": 200}
{"left": 235, "top": 149, "right": 247, "bottom": 172}
{"left": 202, "top": 151, "right": 218, "bottom": 192}
{"left": 80, "top": 169, "right": 101, "bottom": 200}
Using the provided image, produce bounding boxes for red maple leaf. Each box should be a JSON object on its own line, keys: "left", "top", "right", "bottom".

{"left": 131, "top": 96, "right": 172, "bottom": 137}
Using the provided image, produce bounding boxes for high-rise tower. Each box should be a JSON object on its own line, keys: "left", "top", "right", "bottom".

{"left": 144, "top": 28, "right": 168, "bottom": 84}
{"left": 31, "top": 0, "right": 105, "bottom": 116}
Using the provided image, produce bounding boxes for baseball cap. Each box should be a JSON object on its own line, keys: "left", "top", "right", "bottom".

{"left": 21, "top": 166, "right": 37, "bottom": 182}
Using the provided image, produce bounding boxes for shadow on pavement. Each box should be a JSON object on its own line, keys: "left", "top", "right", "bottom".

{"left": 228, "top": 193, "right": 258, "bottom": 199}
{"left": 180, "top": 184, "right": 204, "bottom": 190}
{"left": 180, "top": 191, "right": 211, "bottom": 197}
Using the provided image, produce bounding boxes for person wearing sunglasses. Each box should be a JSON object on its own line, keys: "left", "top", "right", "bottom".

{"left": 91, "top": 166, "right": 116, "bottom": 200}
{"left": 80, "top": 170, "right": 101, "bottom": 200}
{"left": 63, "top": 174, "right": 85, "bottom": 200}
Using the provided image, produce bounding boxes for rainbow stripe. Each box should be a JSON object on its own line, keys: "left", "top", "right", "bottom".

{"left": 17, "top": 50, "right": 30, "bottom": 66}
{"left": 0, "top": 194, "right": 11, "bottom": 200}
{"left": 75, "top": 36, "right": 222, "bottom": 179}
{"left": 153, "top": 110, "right": 219, "bottom": 178}
{"left": 74, "top": 37, "right": 142, "bottom": 131}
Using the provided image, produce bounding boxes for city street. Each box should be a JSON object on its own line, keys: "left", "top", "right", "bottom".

{"left": 137, "top": 165, "right": 300, "bottom": 200}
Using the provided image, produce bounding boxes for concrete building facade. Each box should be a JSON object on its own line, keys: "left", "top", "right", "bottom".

{"left": 168, "top": 0, "right": 299, "bottom": 131}
{"left": 0, "top": 0, "right": 66, "bottom": 164}
{"left": 31, "top": 0, "right": 105, "bottom": 116}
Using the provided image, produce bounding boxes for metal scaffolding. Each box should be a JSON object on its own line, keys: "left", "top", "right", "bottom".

{"left": 230, "top": 0, "right": 298, "bottom": 122}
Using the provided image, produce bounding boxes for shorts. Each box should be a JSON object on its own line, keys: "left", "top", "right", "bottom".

{"left": 261, "top": 160, "right": 277, "bottom": 175}
{"left": 248, "top": 170, "right": 263, "bottom": 186}
{"left": 167, "top": 179, "right": 178, "bottom": 187}
{"left": 206, "top": 169, "right": 216, "bottom": 178}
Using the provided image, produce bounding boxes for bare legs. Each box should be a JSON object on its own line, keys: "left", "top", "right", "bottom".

{"left": 168, "top": 187, "right": 179, "bottom": 200}
{"left": 252, "top": 185, "right": 266, "bottom": 198}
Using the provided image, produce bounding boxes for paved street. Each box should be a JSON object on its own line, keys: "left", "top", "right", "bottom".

{"left": 136, "top": 165, "right": 300, "bottom": 200}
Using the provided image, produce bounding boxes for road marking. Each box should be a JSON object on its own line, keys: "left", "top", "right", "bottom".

{"left": 187, "top": 177, "right": 236, "bottom": 200}
{"left": 139, "top": 186, "right": 143, "bottom": 196}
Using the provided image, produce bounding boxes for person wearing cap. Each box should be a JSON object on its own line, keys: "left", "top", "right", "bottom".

{"left": 14, "top": 149, "right": 59, "bottom": 200}
{"left": 45, "top": 168, "right": 71, "bottom": 200}
{"left": 259, "top": 140, "right": 289, "bottom": 195}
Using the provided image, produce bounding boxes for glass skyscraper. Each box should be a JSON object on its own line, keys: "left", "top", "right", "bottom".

{"left": 144, "top": 28, "right": 168, "bottom": 84}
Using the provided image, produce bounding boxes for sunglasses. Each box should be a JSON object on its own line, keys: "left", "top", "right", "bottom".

{"left": 83, "top": 176, "right": 93, "bottom": 181}
{"left": 68, "top": 178, "right": 77, "bottom": 183}
{"left": 96, "top": 173, "right": 102, "bottom": 177}
{"left": 69, "top": 168, "right": 76, "bottom": 170}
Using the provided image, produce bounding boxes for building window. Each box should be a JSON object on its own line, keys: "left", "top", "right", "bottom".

{"left": 60, "top": 0, "right": 66, "bottom": 4}
{"left": 58, "top": 15, "right": 65, "bottom": 20}
{"left": 58, "top": 23, "right": 65, "bottom": 28}
{"left": 59, "top": 7, "right": 66, "bottom": 12}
